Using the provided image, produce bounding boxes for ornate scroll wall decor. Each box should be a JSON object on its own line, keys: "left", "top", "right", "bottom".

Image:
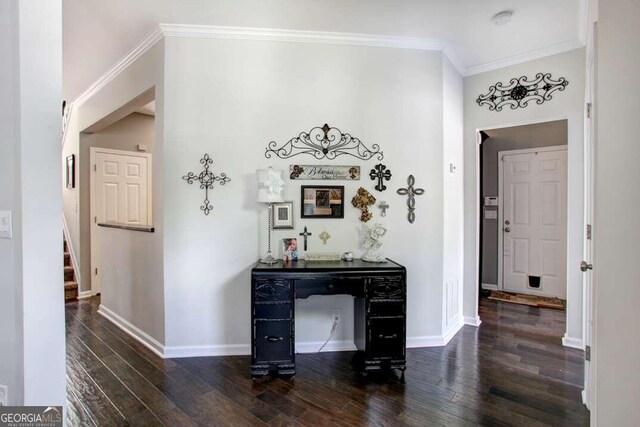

{"left": 182, "top": 154, "right": 230, "bottom": 215}
{"left": 476, "top": 73, "right": 569, "bottom": 111}
{"left": 397, "top": 175, "right": 424, "bottom": 224}
{"left": 265, "top": 123, "right": 383, "bottom": 161}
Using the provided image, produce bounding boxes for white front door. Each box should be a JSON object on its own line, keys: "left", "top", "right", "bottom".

{"left": 90, "top": 148, "right": 152, "bottom": 294}
{"left": 501, "top": 147, "right": 568, "bottom": 298}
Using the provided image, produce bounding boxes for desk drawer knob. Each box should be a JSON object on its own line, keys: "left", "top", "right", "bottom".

{"left": 265, "top": 336, "right": 284, "bottom": 342}
{"left": 378, "top": 334, "right": 398, "bottom": 340}
{"left": 328, "top": 284, "right": 334, "bottom": 290}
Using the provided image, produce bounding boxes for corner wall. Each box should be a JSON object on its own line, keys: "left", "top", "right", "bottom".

{"left": 463, "top": 49, "right": 586, "bottom": 342}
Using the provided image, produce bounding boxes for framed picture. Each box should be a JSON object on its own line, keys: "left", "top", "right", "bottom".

{"left": 281, "top": 238, "right": 299, "bottom": 261}
{"left": 301, "top": 185, "right": 344, "bottom": 218}
{"left": 66, "top": 154, "right": 75, "bottom": 189}
{"left": 272, "top": 201, "right": 294, "bottom": 229}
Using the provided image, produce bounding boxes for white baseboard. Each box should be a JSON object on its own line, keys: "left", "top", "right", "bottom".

{"left": 464, "top": 315, "right": 482, "bottom": 327}
{"left": 562, "top": 334, "right": 585, "bottom": 350}
{"left": 482, "top": 283, "right": 498, "bottom": 290}
{"left": 78, "top": 290, "right": 93, "bottom": 299}
{"left": 295, "top": 340, "right": 357, "bottom": 354}
{"left": 98, "top": 304, "right": 165, "bottom": 358}
{"left": 163, "top": 344, "right": 251, "bottom": 358}
{"left": 407, "top": 317, "right": 464, "bottom": 348}
{"left": 442, "top": 317, "right": 465, "bottom": 345}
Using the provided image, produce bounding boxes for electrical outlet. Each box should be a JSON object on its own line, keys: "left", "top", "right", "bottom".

{"left": 330, "top": 309, "right": 341, "bottom": 323}
{"left": 0, "top": 385, "right": 8, "bottom": 406}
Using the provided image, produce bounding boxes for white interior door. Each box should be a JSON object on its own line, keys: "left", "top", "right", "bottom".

{"left": 501, "top": 147, "right": 568, "bottom": 298}
{"left": 90, "top": 148, "right": 152, "bottom": 294}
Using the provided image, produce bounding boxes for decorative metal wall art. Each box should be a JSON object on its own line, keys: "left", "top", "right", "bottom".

{"left": 319, "top": 231, "right": 331, "bottom": 244}
{"left": 476, "top": 73, "right": 569, "bottom": 112}
{"left": 378, "top": 201, "right": 389, "bottom": 217}
{"left": 369, "top": 164, "right": 392, "bottom": 191}
{"left": 289, "top": 165, "right": 360, "bottom": 180}
{"left": 182, "top": 154, "right": 230, "bottom": 215}
{"left": 265, "top": 123, "right": 383, "bottom": 161}
{"left": 397, "top": 175, "right": 424, "bottom": 224}
{"left": 299, "top": 227, "right": 312, "bottom": 250}
{"left": 351, "top": 187, "right": 376, "bottom": 223}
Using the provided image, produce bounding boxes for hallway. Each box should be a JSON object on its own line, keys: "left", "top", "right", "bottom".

{"left": 65, "top": 297, "right": 588, "bottom": 425}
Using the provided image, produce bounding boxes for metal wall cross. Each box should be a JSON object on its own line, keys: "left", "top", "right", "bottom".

{"left": 396, "top": 175, "right": 424, "bottom": 224}
{"left": 369, "top": 164, "right": 392, "bottom": 192}
{"left": 299, "top": 226, "right": 312, "bottom": 250}
{"left": 378, "top": 201, "right": 389, "bottom": 217}
{"left": 182, "top": 154, "right": 230, "bottom": 215}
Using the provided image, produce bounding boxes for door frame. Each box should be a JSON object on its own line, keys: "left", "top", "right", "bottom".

{"left": 497, "top": 145, "right": 568, "bottom": 293}
{"left": 89, "top": 147, "right": 153, "bottom": 295}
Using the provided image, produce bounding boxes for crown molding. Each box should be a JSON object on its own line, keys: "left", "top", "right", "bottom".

{"left": 464, "top": 39, "right": 584, "bottom": 76}
{"left": 159, "top": 23, "right": 467, "bottom": 76}
{"left": 73, "top": 26, "right": 163, "bottom": 106}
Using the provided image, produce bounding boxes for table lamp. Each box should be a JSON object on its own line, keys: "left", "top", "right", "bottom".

{"left": 257, "top": 167, "right": 285, "bottom": 264}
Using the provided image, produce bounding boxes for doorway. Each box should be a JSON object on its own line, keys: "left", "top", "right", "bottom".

{"left": 479, "top": 120, "right": 569, "bottom": 306}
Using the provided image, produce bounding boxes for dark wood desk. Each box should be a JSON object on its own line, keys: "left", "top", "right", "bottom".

{"left": 251, "top": 259, "right": 407, "bottom": 378}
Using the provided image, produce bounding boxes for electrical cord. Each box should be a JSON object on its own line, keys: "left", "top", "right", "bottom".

{"left": 317, "top": 317, "right": 339, "bottom": 353}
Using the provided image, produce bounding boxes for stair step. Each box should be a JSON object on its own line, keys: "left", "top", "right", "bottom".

{"left": 64, "top": 266, "right": 75, "bottom": 282}
{"left": 64, "top": 252, "right": 71, "bottom": 267}
{"left": 64, "top": 281, "right": 78, "bottom": 301}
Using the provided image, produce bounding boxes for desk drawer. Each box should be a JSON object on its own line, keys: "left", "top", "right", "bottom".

{"left": 254, "top": 302, "right": 292, "bottom": 319}
{"left": 296, "top": 277, "right": 364, "bottom": 298}
{"left": 368, "top": 300, "right": 405, "bottom": 317}
{"left": 254, "top": 320, "right": 293, "bottom": 363}
{"left": 369, "top": 317, "right": 405, "bottom": 359}
{"left": 369, "top": 276, "right": 404, "bottom": 299}
{"left": 254, "top": 279, "right": 292, "bottom": 301}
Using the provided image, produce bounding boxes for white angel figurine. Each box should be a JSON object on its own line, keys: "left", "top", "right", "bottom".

{"left": 361, "top": 223, "right": 387, "bottom": 262}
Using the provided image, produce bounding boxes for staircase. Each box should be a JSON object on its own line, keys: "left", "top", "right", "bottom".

{"left": 64, "top": 238, "right": 78, "bottom": 301}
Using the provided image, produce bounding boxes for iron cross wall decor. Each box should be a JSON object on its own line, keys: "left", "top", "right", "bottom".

{"left": 299, "top": 226, "right": 312, "bottom": 250}
{"left": 265, "top": 123, "right": 384, "bottom": 161}
{"left": 397, "top": 175, "right": 425, "bottom": 224}
{"left": 369, "top": 164, "right": 392, "bottom": 191}
{"left": 182, "top": 154, "right": 230, "bottom": 215}
{"left": 476, "top": 73, "right": 569, "bottom": 112}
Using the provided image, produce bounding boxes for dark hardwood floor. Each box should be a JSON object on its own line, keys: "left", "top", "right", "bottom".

{"left": 65, "top": 297, "right": 589, "bottom": 426}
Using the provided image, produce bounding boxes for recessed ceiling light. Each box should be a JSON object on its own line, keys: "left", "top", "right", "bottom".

{"left": 491, "top": 10, "right": 513, "bottom": 26}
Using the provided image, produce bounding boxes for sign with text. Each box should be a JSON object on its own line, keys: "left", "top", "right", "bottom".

{"left": 289, "top": 165, "right": 360, "bottom": 180}
{"left": 1, "top": 407, "right": 63, "bottom": 427}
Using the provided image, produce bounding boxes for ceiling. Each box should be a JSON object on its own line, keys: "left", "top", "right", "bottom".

{"left": 63, "top": 0, "right": 585, "bottom": 101}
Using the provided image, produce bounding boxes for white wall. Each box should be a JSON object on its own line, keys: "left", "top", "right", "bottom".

{"left": 0, "top": 0, "right": 65, "bottom": 407}
{"left": 62, "top": 41, "right": 166, "bottom": 345}
{"left": 593, "top": 0, "right": 640, "bottom": 424}
{"left": 463, "top": 49, "right": 585, "bottom": 342}
{"left": 162, "top": 36, "right": 462, "bottom": 355}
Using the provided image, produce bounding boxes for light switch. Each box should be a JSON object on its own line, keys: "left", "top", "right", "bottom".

{"left": 0, "top": 211, "right": 12, "bottom": 239}
{"left": 484, "top": 210, "right": 497, "bottom": 220}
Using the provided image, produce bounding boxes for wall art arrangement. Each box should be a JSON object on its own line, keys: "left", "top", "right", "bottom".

{"left": 369, "top": 163, "right": 392, "bottom": 191}
{"left": 272, "top": 201, "right": 294, "bottom": 229}
{"left": 290, "top": 165, "right": 360, "bottom": 180}
{"left": 65, "top": 154, "right": 75, "bottom": 189}
{"left": 282, "top": 237, "right": 298, "bottom": 261}
{"left": 476, "top": 73, "right": 569, "bottom": 112}
{"left": 182, "top": 153, "right": 230, "bottom": 215}
{"left": 351, "top": 187, "right": 376, "bottom": 222}
{"left": 301, "top": 185, "right": 344, "bottom": 218}
{"left": 397, "top": 175, "right": 424, "bottom": 224}
{"left": 265, "top": 123, "right": 383, "bottom": 161}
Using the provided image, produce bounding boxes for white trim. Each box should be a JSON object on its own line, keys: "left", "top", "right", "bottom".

{"left": 73, "top": 27, "right": 163, "bottom": 106}
{"left": 464, "top": 316, "right": 482, "bottom": 327}
{"left": 62, "top": 214, "right": 82, "bottom": 290}
{"left": 78, "top": 290, "right": 93, "bottom": 299}
{"left": 562, "top": 334, "right": 585, "bottom": 350}
{"left": 465, "top": 39, "right": 584, "bottom": 76}
{"left": 159, "top": 23, "right": 467, "bottom": 75}
{"left": 482, "top": 283, "right": 498, "bottom": 290}
{"left": 407, "top": 317, "right": 464, "bottom": 348}
{"left": 163, "top": 344, "right": 251, "bottom": 358}
{"left": 98, "top": 304, "right": 165, "bottom": 358}
{"left": 295, "top": 340, "right": 358, "bottom": 354}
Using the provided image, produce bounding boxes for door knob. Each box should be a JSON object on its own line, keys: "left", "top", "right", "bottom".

{"left": 580, "top": 261, "right": 593, "bottom": 272}
{"left": 505, "top": 220, "right": 510, "bottom": 225}
{"left": 504, "top": 227, "right": 511, "bottom": 233}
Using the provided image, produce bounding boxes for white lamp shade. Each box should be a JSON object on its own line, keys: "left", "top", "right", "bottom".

{"left": 257, "top": 168, "right": 285, "bottom": 203}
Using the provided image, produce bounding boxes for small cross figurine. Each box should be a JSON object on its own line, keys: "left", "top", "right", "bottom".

{"left": 378, "top": 201, "right": 389, "bottom": 217}
{"left": 319, "top": 231, "right": 331, "bottom": 245}
{"left": 369, "top": 164, "right": 392, "bottom": 192}
{"left": 397, "top": 175, "right": 425, "bottom": 223}
{"left": 299, "top": 226, "right": 312, "bottom": 250}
